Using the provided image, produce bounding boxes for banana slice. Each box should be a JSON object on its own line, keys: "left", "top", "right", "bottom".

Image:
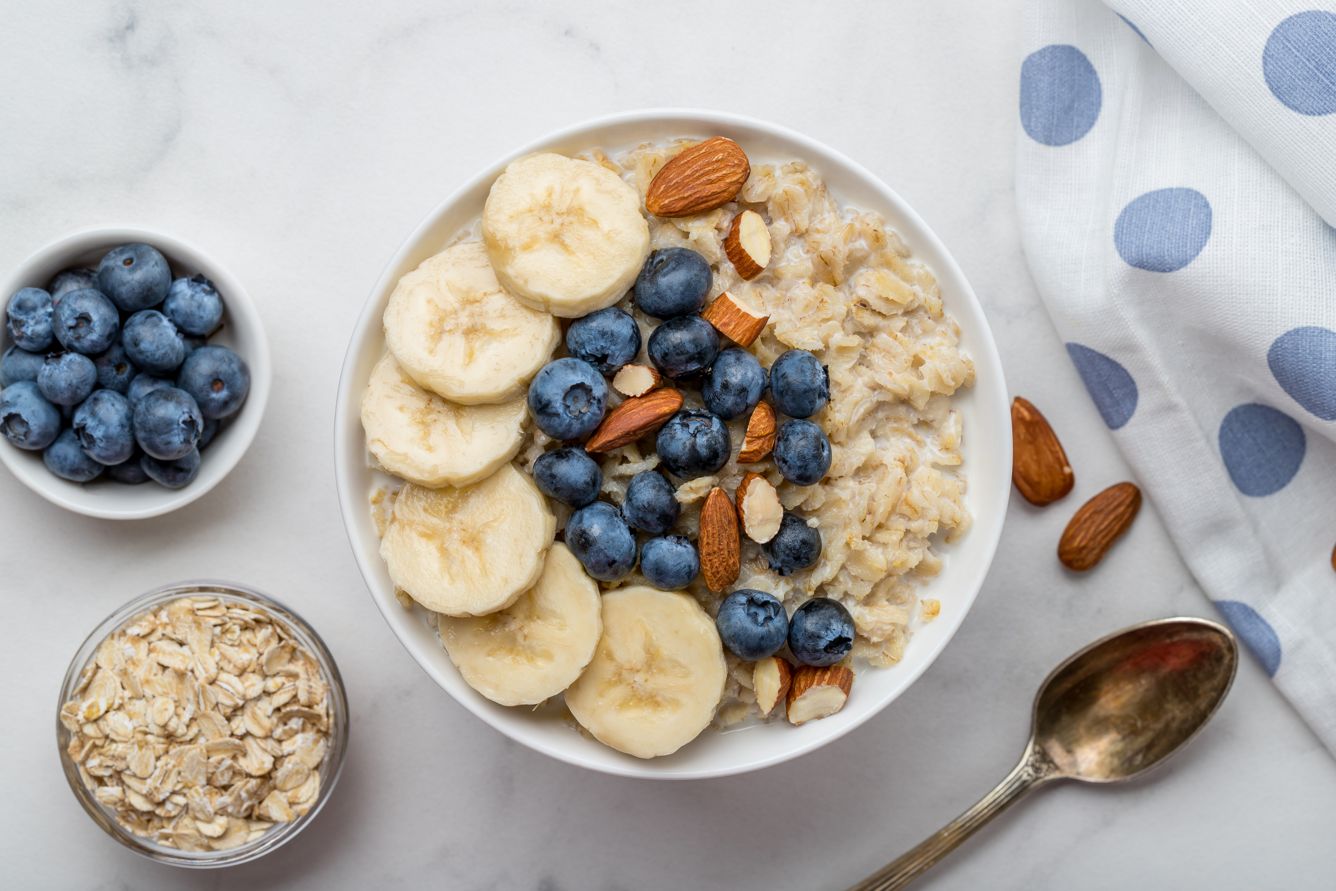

{"left": 361, "top": 354, "right": 527, "bottom": 487}
{"left": 565, "top": 586, "right": 727, "bottom": 759}
{"left": 383, "top": 241, "right": 559, "bottom": 405}
{"left": 380, "top": 465, "right": 556, "bottom": 616}
{"left": 482, "top": 153, "right": 650, "bottom": 318}
{"left": 438, "top": 544, "right": 601, "bottom": 706}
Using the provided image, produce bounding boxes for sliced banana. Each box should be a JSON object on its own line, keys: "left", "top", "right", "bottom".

{"left": 482, "top": 153, "right": 650, "bottom": 318}
{"left": 380, "top": 465, "right": 556, "bottom": 616}
{"left": 438, "top": 544, "right": 601, "bottom": 706}
{"left": 383, "top": 241, "right": 559, "bottom": 405}
{"left": 565, "top": 586, "right": 727, "bottom": 759}
{"left": 361, "top": 354, "right": 527, "bottom": 488}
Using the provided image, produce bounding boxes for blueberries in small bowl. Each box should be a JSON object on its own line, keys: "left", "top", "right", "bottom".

{"left": 1, "top": 345, "right": 45, "bottom": 385}
{"left": 769, "top": 349, "right": 829, "bottom": 419}
{"left": 655, "top": 409, "right": 730, "bottom": 478}
{"left": 564, "top": 501, "right": 637, "bottom": 581}
{"left": 647, "top": 315, "right": 720, "bottom": 381}
{"left": 43, "top": 428, "right": 104, "bottom": 482}
{"left": 0, "top": 381, "right": 61, "bottom": 450}
{"left": 48, "top": 267, "right": 98, "bottom": 301}
{"left": 6, "top": 287, "right": 54, "bottom": 351}
{"left": 133, "top": 387, "right": 203, "bottom": 460}
{"left": 92, "top": 342, "right": 136, "bottom": 394}
{"left": 527, "top": 357, "right": 607, "bottom": 441}
{"left": 53, "top": 289, "right": 119, "bottom": 355}
{"left": 702, "top": 347, "right": 766, "bottom": 420}
{"left": 621, "top": 470, "right": 679, "bottom": 533}
{"left": 716, "top": 589, "right": 789, "bottom": 660}
{"left": 141, "top": 448, "right": 202, "bottom": 489}
{"left": 122, "top": 310, "right": 186, "bottom": 374}
{"left": 97, "top": 243, "right": 171, "bottom": 312}
{"left": 773, "top": 419, "right": 832, "bottom": 486}
{"left": 788, "top": 597, "right": 855, "bottom": 667}
{"left": 565, "top": 307, "right": 641, "bottom": 377}
{"left": 37, "top": 353, "right": 97, "bottom": 406}
{"left": 764, "top": 511, "right": 823, "bottom": 576}
{"left": 73, "top": 390, "right": 135, "bottom": 466}
{"left": 633, "top": 247, "right": 711, "bottom": 319}
{"left": 640, "top": 535, "right": 700, "bottom": 590}
{"left": 533, "top": 447, "right": 602, "bottom": 507}
{"left": 163, "top": 274, "right": 224, "bottom": 336}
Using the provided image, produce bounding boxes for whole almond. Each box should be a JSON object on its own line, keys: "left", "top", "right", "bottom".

{"left": 585, "top": 389, "right": 683, "bottom": 453}
{"left": 1058, "top": 482, "right": 1141, "bottom": 571}
{"left": 1011, "top": 396, "right": 1074, "bottom": 506}
{"left": 698, "top": 486, "right": 741, "bottom": 591}
{"left": 737, "top": 401, "right": 777, "bottom": 463}
{"left": 645, "top": 137, "right": 750, "bottom": 217}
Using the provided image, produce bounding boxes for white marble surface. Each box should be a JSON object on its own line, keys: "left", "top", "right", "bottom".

{"left": 3, "top": 2, "right": 1335, "bottom": 888}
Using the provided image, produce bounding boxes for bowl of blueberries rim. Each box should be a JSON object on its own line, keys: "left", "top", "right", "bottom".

{"left": 527, "top": 245, "right": 856, "bottom": 674}
{"left": 0, "top": 228, "right": 270, "bottom": 519}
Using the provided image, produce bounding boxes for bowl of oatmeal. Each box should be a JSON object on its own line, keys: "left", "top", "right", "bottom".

{"left": 334, "top": 110, "right": 1009, "bottom": 778}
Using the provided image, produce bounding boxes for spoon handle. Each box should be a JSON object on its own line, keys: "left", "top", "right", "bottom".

{"left": 849, "top": 743, "right": 1058, "bottom": 891}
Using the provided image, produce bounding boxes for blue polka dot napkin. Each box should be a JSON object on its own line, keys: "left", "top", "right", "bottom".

{"left": 1017, "top": 1, "right": 1336, "bottom": 753}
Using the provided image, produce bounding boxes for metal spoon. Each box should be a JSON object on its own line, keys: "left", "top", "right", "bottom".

{"left": 851, "top": 617, "right": 1238, "bottom": 890}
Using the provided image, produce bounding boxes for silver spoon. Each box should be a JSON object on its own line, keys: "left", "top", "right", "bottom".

{"left": 851, "top": 617, "right": 1238, "bottom": 890}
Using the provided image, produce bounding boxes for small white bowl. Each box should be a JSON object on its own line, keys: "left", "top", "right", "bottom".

{"left": 0, "top": 227, "right": 271, "bottom": 520}
{"left": 334, "top": 110, "right": 1011, "bottom": 779}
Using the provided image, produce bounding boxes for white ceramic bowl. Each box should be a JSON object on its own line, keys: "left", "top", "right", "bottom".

{"left": 335, "top": 110, "right": 1010, "bottom": 779}
{"left": 0, "top": 227, "right": 271, "bottom": 519}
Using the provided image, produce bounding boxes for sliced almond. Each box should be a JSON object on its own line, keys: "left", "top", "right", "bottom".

{"left": 724, "top": 210, "right": 771, "bottom": 280}
{"left": 752, "top": 656, "right": 792, "bottom": 717}
{"left": 611, "top": 363, "right": 662, "bottom": 398}
{"left": 1011, "top": 397, "right": 1074, "bottom": 506}
{"left": 737, "top": 401, "right": 777, "bottom": 463}
{"left": 736, "top": 472, "right": 782, "bottom": 543}
{"left": 645, "top": 137, "right": 751, "bottom": 217}
{"left": 1058, "top": 482, "right": 1141, "bottom": 571}
{"left": 786, "top": 664, "right": 853, "bottom": 725}
{"left": 584, "top": 388, "right": 684, "bottom": 453}
{"left": 702, "top": 291, "right": 769, "bottom": 347}
{"left": 698, "top": 486, "right": 741, "bottom": 592}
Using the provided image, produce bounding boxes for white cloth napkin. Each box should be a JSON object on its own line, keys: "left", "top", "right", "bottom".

{"left": 1016, "top": 0, "right": 1336, "bottom": 755}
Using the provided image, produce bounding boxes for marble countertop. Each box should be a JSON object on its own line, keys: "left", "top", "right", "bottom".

{"left": 4, "top": 2, "right": 1335, "bottom": 888}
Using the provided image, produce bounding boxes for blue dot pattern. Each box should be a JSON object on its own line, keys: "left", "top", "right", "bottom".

{"left": 1114, "top": 188, "right": 1213, "bottom": 272}
{"left": 1267, "top": 326, "right": 1336, "bottom": 420}
{"left": 1218, "top": 404, "right": 1306, "bottom": 496}
{"left": 1215, "top": 600, "right": 1282, "bottom": 677}
{"left": 1065, "top": 343, "right": 1138, "bottom": 429}
{"left": 1020, "top": 45, "right": 1102, "bottom": 146}
{"left": 1263, "top": 11, "right": 1336, "bottom": 115}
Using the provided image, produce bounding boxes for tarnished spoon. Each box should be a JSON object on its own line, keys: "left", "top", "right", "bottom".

{"left": 851, "top": 617, "right": 1238, "bottom": 890}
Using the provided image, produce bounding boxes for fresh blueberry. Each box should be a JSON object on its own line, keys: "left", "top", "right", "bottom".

{"left": 141, "top": 448, "right": 201, "bottom": 489}
{"left": 621, "top": 470, "right": 679, "bottom": 533}
{"left": 133, "top": 387, "right": 203, "bottom": 460}
{"left": 48, "top": 267, "right": 99, "bottom": 302}
{"left": 127, "top": 373, "right": 173, "bottom": 406}
{"left": 655, "top": 409, "right": 730, "bottom": 478}
{"left": 526, "top": 357, "right": 607, "bottom": 441}
{"left": 0, "top": 380, "right": 61, "bottom": 450}
{"left": 97, "top": 243, "right": 171, "bottom": 312}
{"left": 1, "top": 346, "right": 46, "bottom": 385}
{"left": 773, "top": 419, "right": 832, "bottom": 486}
{"left": 533, "top": 447, "right": 602, "bottom": 507}
{"left": 73, "top": 389, "right": 135, "bottom": 465}
{"left": 163, "top": 274, "right": 224, "bottom": 336}
{"left": 37, "top": 352, "right": 97, "bottom": 406}
{"left": 6, "top": 287, "right": 55, "bottom": 351}
{"left": 92, "top": 342, "right": 137, "bottom": 394}
{"left": 43, "top": 428, "right": 104, "bottom": 482}
{"left": 702, "top": 347, "right": 766, "bottom": 420}
{"left": 633, "top": 248, "right": 711, "bottom": 319}
{"left": 106, "top": 451, "right": 150, "bottom": 484}
{"left": 768, "top": 349, "right": 829, "bottom": 418}
{"left": 716, "top": 589, "right": 789, "bottom": 660}
{"left": 788, "top": 597, "right": 854, "bottom": 667}
{"left": 53, "top": 288, "right": 119, "bottom": 355}
{"left": 639, "top": 535, "right": 699, "bottom": 589}
{"left": 647, "top": 315, "right": 720, "bottom": 380}
{"left": 565, "top": 307, "right": 641, "bottom": 376}
{"left": 198, "top": 417, "right": 222, "bottom": 450}
{"left": 177, "top": 345, "right": 250, "bottom": 419}
{"left": 122, "top": 310, "right": 186, "bottom": 375}
{"left": 564, "top": 501, "right": 637, "bottom": 581}
{"left": 764, "top": 511, "right": 823, "bottom": 576}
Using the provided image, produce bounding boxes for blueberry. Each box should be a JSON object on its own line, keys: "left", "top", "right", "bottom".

{"left": 93, "top": 342, "right": 137, "bottom": 394}
{"left": 565, "top": 307, "right": 641, "bottom": 376}
{"left": 127, "top": 373, "right": 173, "bottom": 406}
{"left": 182, "top": 334, "right": 207, "bottom": 354}
{"left": 768, "top": 349, "right": 829, "bottom": 418}
{"left": 533, "top": 447, "right": 602, "bottom": 507}
{"left": 647, "top": 315, "right": 720, "bottom": 380}
{"left": 0, "top": 381, "right": 61, "bottom": 450}
{"left": 106, "top": 451, "right": 150, "bottom": 484}
{"left": 177, "top": 345, "right": 250, "bottom": 419}
{"left": 1, "top": 346, "right": 46, "bottom": 385}
{"left": 37, "top": 352, "right": 97, "bottom": 406}
{"left": 655, "top": 409, "right": 730, "bottom": 478}
{"left": 564, "top": 501, "right": 636, "bottom": 581}
{"left": 141, "top": 448, "right": 201, "bottom": 489}
{"left": 715, "top": 589, "right": 789, "bottom": 660}
{"left": 788, "top": 598, "right": 854, "bottom": 667}
{"left": 122, "top": 310, "right": 186, "bottom": 375}
{"left": 633, "top": 248, "right": 712, "bottom": 319}
{"left": 702, "top": 347, "right": 766, "bottom": 420}
{"left": 773, "top": 419, "right": 832, "bottom": 486}
{"left": 53, "top": 288, "right": 119, "bottom": 355}
{"left": 43, "top": 428, "right": 104, "bottom": 482}
{"left": 6, "top": 287, "right": 55, "bottom": 351}
{"left": 133, "top": 387, "right": 203, "bottom": 460}
{"left": 198, "top": 417, "right": 222, "bottom": 450}
{"left": 639, "top": 535, "right": 699, "bottom": 589}
{"left": 163, "top": 274, "right": 224, "bottom": 336}
{"left": 764, "top": 511, "right": 823, "bottom": 576}
{"left": 526, "top": 358, "right": 607, "bottom": 441}
{"left": 97, "top": 243, "right": 171, "bottom": 312}
{"left": 73, "top": 389, "right": 135, "bottom": 465}
{"left": 48, "top": 267, "right": 99, "bottom": 302}
{"left": 621, "top": 470, "right": 679, "bottom": 533}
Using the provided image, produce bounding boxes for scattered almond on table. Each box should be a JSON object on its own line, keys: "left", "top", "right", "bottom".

{"left": 1058, "top": 482, "right": 1142, "bottom": 572}
{"left": 1011, "top": 396, "right": 1074, "bottom": 506}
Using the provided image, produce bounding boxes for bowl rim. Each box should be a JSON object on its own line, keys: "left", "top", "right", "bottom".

{"left": 0, "top": 225, "right": 271, "bottom": 520}
{"left": 334, "top": 108, "right": 1010, "bottom": 779}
